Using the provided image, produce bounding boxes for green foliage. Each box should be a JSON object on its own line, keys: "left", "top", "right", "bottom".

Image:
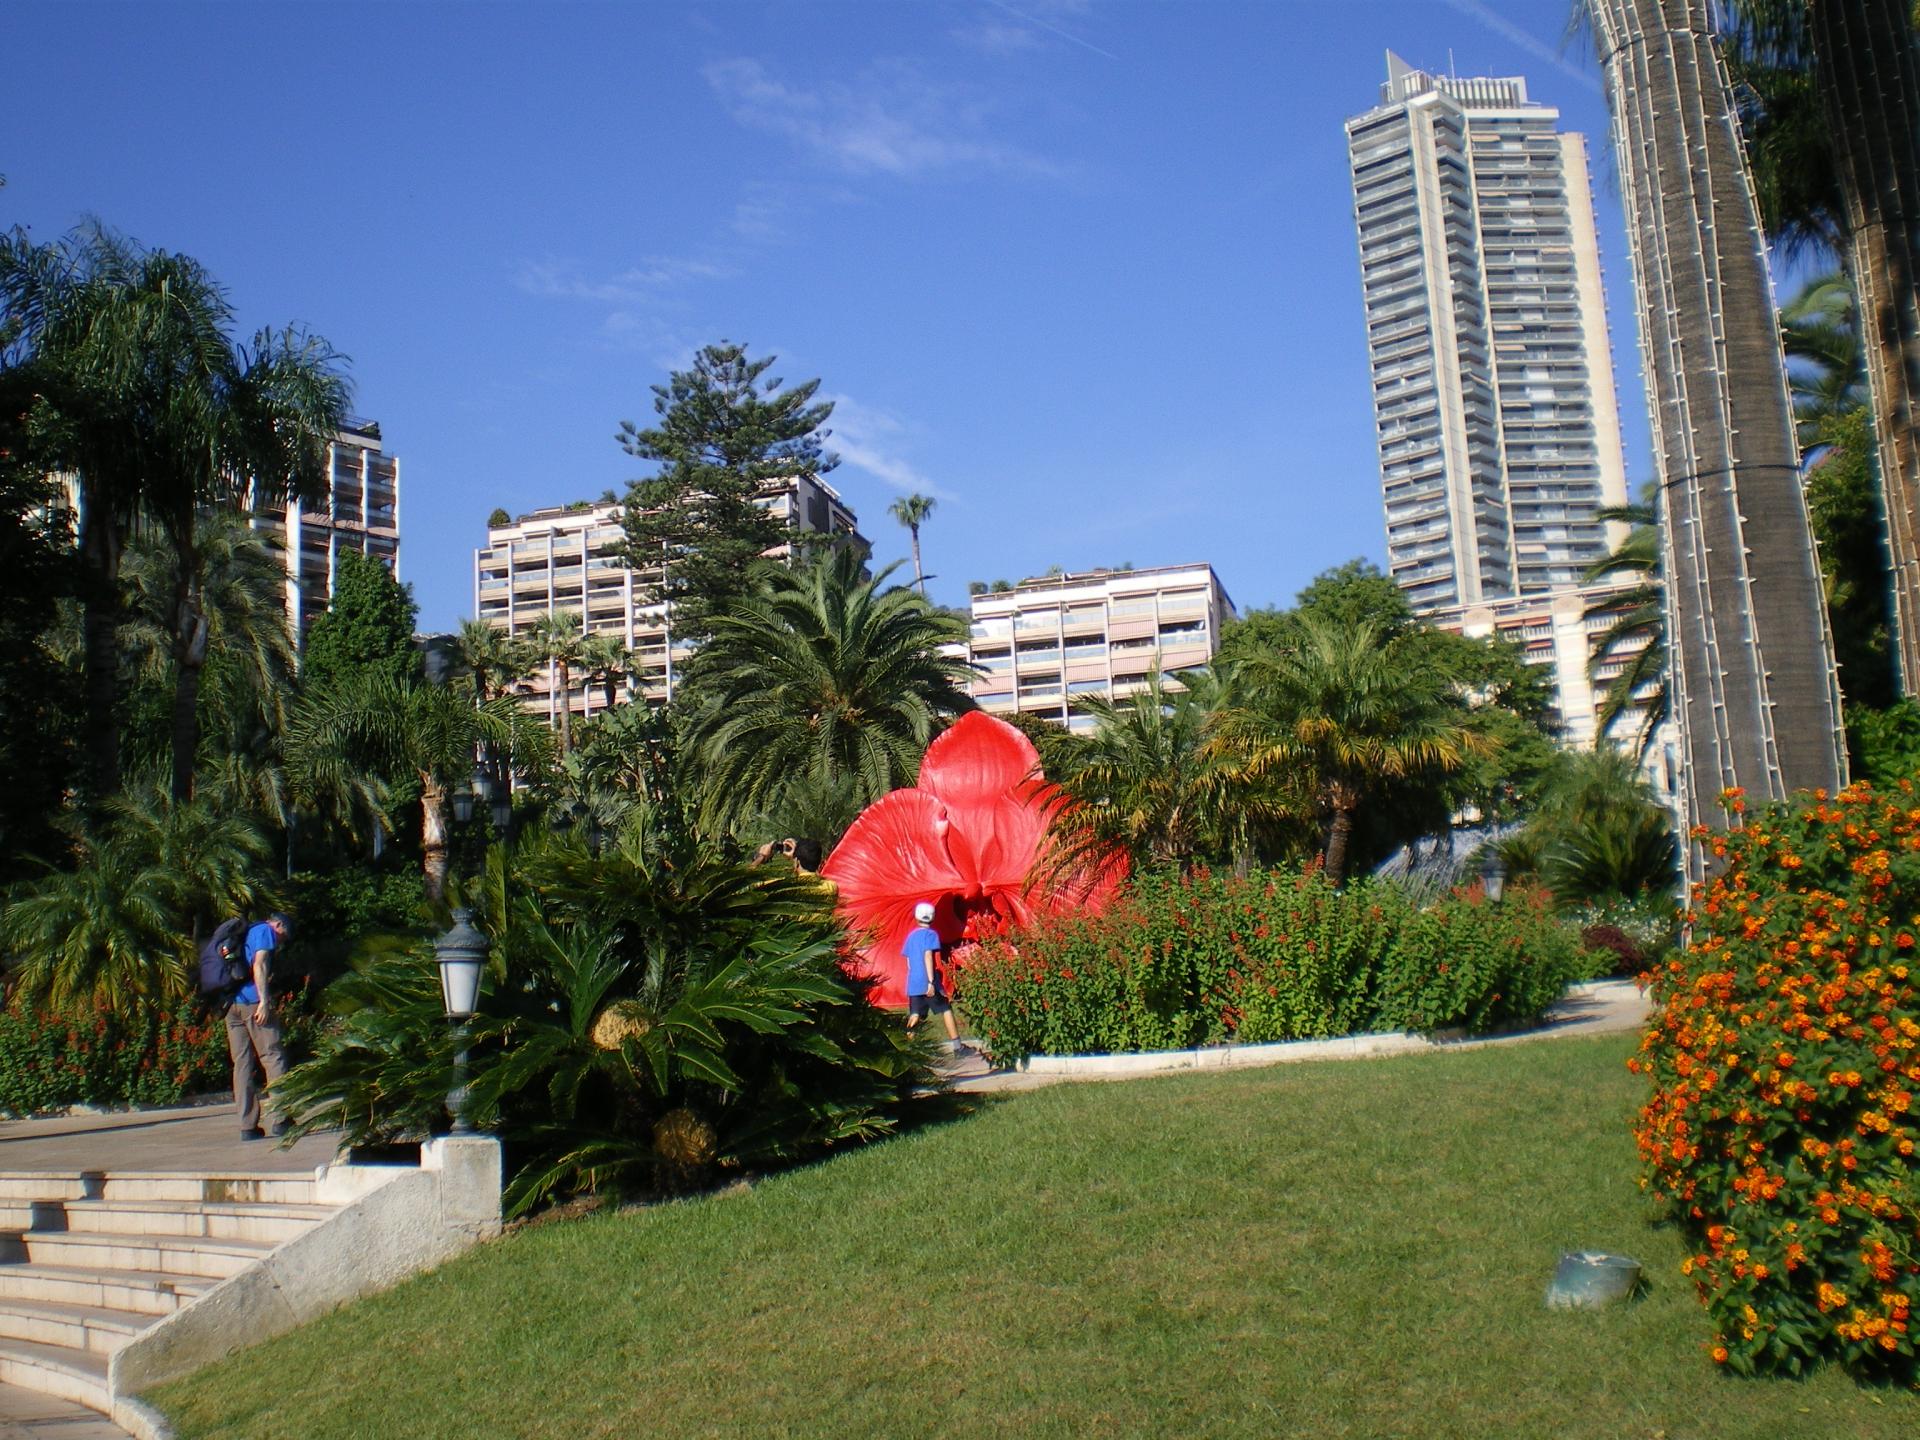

{"left": 302, "top": 549, "right": 419, "bottom": 691}
{"left": 680, "top": 546, "right": 974, "bottom": 833}
{"left": 1632, "top": 783, "right": 1920, "bottom": 1379}
{"left": 1500, "top": 746, "right": 1677, "bottom": 906}
{"left": 1807, "top": 407, "right": 1895, "bottom": 709}
{"left": 1582, "top": 492, "right": 1668, "bottom": 755}
{"left": 0, "top": 790, "right": 275, "bottom": 1012}
{"left": 276, "top": 825, "right": 936, "bottom": 1214}
{"left": 487, "top": 507, "right": 512, "bottom": 528}
{"left": 0, "top": 996, "right": 228, "bottom": 1116}
{"left": 0, "top": 426, "right": 77, "bottom": 876}
{"left": 1850, "top": 696, "right": 1920, "bottom": 784}
{"left": 282, "top": 862, "right": 427, "bottom": 981}
{"left": 957, "top": 865, "right": 1598, "bottom": 1064}
{"left": 618, "top": 342, "right": 836, "bottom": 640}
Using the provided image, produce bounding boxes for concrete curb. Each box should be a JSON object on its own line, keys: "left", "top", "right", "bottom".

{"left": 111, "top": 1394, "right": 174, "bottom": 1440}
{"left": 1010, "top": 979, "right": 1650, "bottom": 1081}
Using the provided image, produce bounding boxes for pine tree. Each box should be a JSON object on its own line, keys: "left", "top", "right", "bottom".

{"left": 616, "top": 343, "right": 836, "bottom": 641}
{"left": 302, "top": 549, "right": 419, "bottom": 690}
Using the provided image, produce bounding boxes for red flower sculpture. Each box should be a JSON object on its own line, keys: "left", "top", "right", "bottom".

{"left": 823, "top": 711, "right": 1125, "bottom": 1006}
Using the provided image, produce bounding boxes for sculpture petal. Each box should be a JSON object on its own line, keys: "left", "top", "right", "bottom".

{"left": 916, "top": 713, "right": 1048, "bottom": 891}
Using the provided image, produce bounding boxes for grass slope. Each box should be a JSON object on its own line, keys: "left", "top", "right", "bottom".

{"left": 153, "top": 1035, "right": 1919, "bottom": 1439}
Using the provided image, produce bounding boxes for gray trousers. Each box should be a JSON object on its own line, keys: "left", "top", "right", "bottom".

{"left": 226, "top": 1003, "right": 288, "bottom": 1132}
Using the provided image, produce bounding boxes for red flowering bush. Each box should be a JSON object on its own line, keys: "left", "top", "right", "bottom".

{"left": 957, "top": 865, "right": 1594, "bottom": 1064}
{"left": 1630, "top": 783, "right": 1920, "bottom": 1380}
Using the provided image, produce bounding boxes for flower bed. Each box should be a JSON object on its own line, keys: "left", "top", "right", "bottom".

{"left": 1630, "top": 783, "right": 1920, "bottom": 1380}
{"left": 955, "top": 865, "right": 1596, "bottom": 1065}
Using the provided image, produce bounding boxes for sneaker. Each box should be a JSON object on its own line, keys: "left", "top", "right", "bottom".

{"left": 239, "top": 1127, "right": 266, "bottom": 1141}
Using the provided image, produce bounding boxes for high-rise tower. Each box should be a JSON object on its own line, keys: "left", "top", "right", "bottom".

{"left": 1346, "top": 52, "right": 1629, "bottom": 614}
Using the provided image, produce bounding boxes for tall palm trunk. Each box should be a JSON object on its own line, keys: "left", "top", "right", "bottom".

{"left": 910, "top": 524, "right": 925, "bottom": 593}
{"left": 168, "top": 542, "right": 211, "bottom": 803}
{"left": 1323, "top": 787, "right": 1358, "bottom": 889}
{"left": 1809, "top": 0, "right": 1920, "bottom": 691}
{"left": 1591, "top": 0, "right": 1847, "bottom": 878}
{"left": 75, "top": 491, "right": 125, "bottom": 804}
{"left": 422, "top": 775, "right": 452, "bottom": 903}
{"left": 555, "top": 661, "right": 573, "bottom": 753}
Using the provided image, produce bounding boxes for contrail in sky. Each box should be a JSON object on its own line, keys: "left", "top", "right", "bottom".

{"left": 1438, "top": 0, "right": 1605, "bottom": 96}
{"left": 988, "top": 1, "right": 1121, "bottom": 62}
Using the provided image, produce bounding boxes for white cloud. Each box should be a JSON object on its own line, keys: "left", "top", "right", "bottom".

{"left": 1437, "top": 0, "right": 1604, "bottom": 97}
{"left": 821, "top": 393, "right": 955, "bottom": 500}
{"left": 515, "top": 256, "right": 732, "bottom": 306}
{"left": 703, "top": 57, "right": 1057, "bottom": 179}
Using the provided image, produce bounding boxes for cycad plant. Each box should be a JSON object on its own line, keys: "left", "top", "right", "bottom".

{"left": 276, "top": 825, "right": 936, "bottom": 1215}
{"left": 683, "top": 546, "right": 974, "bottom": 833}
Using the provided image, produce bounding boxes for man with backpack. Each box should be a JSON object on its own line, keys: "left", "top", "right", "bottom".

{"left": 226, "top": 912, "right": 292, "bottom": 1140}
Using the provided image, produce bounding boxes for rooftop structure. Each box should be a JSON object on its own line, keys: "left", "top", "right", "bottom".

{"left": 1346, "top": 52, "right": 1629, "bottom": 614}
{"left": 963, "top": 563, "right": 1237, "bottom": 733}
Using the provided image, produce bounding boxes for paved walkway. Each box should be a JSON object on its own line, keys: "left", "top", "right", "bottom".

{"left": 937, "top": 977, "right": 1652, "bottom": 1092}
{"left": 0, "top": 1102, "right": 340, "bottom": 1176}
{"left": 0, "top": 1386, "right": 125, "bottom": 1440}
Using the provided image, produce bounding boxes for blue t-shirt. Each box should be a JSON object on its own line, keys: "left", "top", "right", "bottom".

{"left": 236, "top": 921, "right": 277, "bottom": 1005}
{"left": 902, "top": 926, "right": 943, "bottom": 998}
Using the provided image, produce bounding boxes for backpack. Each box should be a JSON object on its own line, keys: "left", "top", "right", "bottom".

{"left": 197, "top": 917, "right": 253, "bottom": 1000}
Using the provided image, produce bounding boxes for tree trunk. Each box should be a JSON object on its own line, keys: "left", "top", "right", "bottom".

{"left": 75, "top": 493, "right": 125, "bottom": 805}
{"left": 169, "top": 563, "right": 210, "bottom": 804}
{"left": 1323, "top": 803, "right": 1355, "bottom": 889}
{"left": 910, "top": 525, "right": 925, "bottom": 594}
{"left": 422, "top": 776, "right": 451, "bottom": 903}
{"left": 1591, "top": 0, "right": 1847, "bottom": 882}
{"left": 556, "top": 661, "right": 572, "bottom": 754}
{"left": 1810, "top": 0, "right": 1920, "bottom": 694}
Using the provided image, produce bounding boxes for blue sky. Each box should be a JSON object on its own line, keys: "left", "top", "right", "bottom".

{"left": 9, "top": 0, "right": 1652, "bottom": 632}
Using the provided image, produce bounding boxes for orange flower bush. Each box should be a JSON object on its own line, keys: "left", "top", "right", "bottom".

{"left": 1631, "top": 783, "right": 1920, "bottom": 1380}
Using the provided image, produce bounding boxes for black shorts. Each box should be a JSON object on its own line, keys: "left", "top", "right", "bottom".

{"left": 908, "top": 993, "right": 951, "bottom": 1019}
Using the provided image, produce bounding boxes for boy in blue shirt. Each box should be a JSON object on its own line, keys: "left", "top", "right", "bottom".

{"left": 902, "top": 901, "right": 963, "bottom": 1051}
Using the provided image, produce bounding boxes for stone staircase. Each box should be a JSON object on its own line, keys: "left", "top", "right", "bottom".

{"left": 0, "top": 1168, "right": 339, "bottom": 1421}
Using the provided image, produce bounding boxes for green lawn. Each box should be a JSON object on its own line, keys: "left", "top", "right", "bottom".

{"left": 152, "top": 1035, "right": 1920, "bottom": 1439}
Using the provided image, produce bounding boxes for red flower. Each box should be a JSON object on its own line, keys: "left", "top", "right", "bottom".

{"left": 822, "top": 712, "right": 1125, "bottom": 1005}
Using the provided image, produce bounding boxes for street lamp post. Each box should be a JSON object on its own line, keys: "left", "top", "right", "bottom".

{"left": 1481, "top": 849, "right": 1508, "bottom": 905}
{"left": 434, "top": 909, "right": 488, "bottom": 1135}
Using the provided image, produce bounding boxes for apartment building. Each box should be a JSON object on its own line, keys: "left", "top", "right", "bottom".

{"left": 249, "top": 418, "right": 401, "bottom": 648}
{"left": 964, "top": 564, "right": 1236, "bottom": 733}
{"left": 1429, "top": 582, "right": 1678, "bottom": 795}
{"left": 1346, "top": 52, "right": 1629, "bottom": 614}
{"left": 474, "top": 474, "right": 863, "bottom": 727}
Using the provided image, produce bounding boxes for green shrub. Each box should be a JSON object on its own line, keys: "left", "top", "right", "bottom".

{"left": 957, "top": 865, "right": 1596, "bottom": 1064}
{"left": 1631, "top": 783, "right": 1920, "bottom": 1380}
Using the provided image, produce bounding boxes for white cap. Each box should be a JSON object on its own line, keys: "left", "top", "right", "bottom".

{"left": 914, "top": 902, "right": 936, "bottom": 923}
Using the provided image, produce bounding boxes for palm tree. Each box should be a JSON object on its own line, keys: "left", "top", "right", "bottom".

{"left": 287, "top": 677, "right": 554, "bottom": 901}
{"left": 453, "top": 618, "right": 529, "bottom": 704}
{"left": 1583, "top": 493, "right": 1668, "bottom": 753}
{"left": 532, "top": 610, "right": 587, "bottom": 752}
{"left": 580, "top": 631, "right": 631, "bottom": 712}
{"left": 1216, "top": 615, "right": 1482, "bottom": 887}
{"left": 1048, "top": 669, "right": 1291, "bottom": 873}
{"left": 1780, "top": 272, "right": 1867, "bottom": 449}
{"left": 683, "top": 546, "right": 974, "bottom": 832}
{"left": 888, "top": 493, "right": 936, "bottom": 594}
{"left": 1588, "top": 0, "right": 1847, "bottom": 870}
{"left": 0, "top": 225, "right": 347, "bottom": 803}
{"left": 0, "top": 789, "right": 274, "bottom": 1012}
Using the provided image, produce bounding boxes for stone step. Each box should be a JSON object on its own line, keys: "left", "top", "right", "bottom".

{"left": 0, "top": 1334, "right": 108, "bottom": 1413}
{"left": 2, "top": 1229, "right": 272, "bottom": 1281}
{"left": 0, "top": 1170, "right": 318, "bottom": 1206}
{"left": 0, "top": 1297, "right": 146, "bottom": 1356}
{"left": 0, "top": 1198, "right": 336, "bottom": 1246}
{"left": 0, "top": 1262, "right": 212, "bottom": 1316}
